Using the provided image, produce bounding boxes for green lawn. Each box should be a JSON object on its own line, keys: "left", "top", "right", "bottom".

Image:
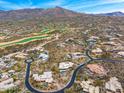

{"left": 0, "top": 28, "right": 54, "bottom": 47}
{"left": 38, "top": 29, "right": 49, "bottom": 34}
{"left": 0, "top": 35, "right": 49, "bottom": 47}
{"left": 16, "top": 35, "right": 49, "bottom": 44}
{"left": 0, "top": 33, "right": 6, "bottom": 36}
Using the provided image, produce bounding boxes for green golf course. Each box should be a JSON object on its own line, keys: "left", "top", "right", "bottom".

{"left": 0, "top": 28, "right": 58, "bottom": 48}
{"left": 0, "top": 35, "right": 49, "bottom": 47}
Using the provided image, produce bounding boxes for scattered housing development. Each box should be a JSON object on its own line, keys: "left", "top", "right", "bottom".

{"left": 0, "top": 5, "right": 124, "bottom": 93}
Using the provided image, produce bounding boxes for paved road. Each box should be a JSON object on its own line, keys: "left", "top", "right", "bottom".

{"left": 25, "top": 50, "right": 93, "bottom": 93}
{"left": 25, "top": 48, "right": 124, "bottom": 93}
{"left": 106, "top": 50, "right": 124, "bottom": 53}
{"left": 94, "top": 58, "right": 124, "bottom": 63}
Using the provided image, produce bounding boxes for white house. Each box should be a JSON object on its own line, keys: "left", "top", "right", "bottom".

{"left": 38, "top": 51, "right": 49, "bottom": 61}
{"left": 14, "top": 52, "right": 28, "bottom": 59}
{"left": 0, "top": 60, "right": 6, "bottom": 70}
{"left": 80, "top": 79, "right": 100, "bottom": 93}
{"left": 0, "top": 78, "right": 16, "bottom": 91}
{"left": 8, "top": 70, "right": 15, "bottom": 76}
{"left": 102, "top": 41, "right": 117, "bottom": 46}
{"left": 0, "top": 56, "right": 17, "bottom": 70}
{"left": 117, "top": 52, "right": 124, "bottom": 56}
{"left": 33, "top": 71, "right": 53, "bottom": 83}
{"left": 1, "top": 73, "right": 9, "bottom": 80}
{"left": 90, "top": 36, "right": 99, "bottom": 40}
{"left": 92, "top": 48, "right": 103, "bottom": 54}
{"left": 59, "top": 62, "right": 74, "bottom": 70}
{"left": 67, "top": 52, "right": 85, "bottom": 59}
{"left": 8, "top": 70, "right": 15, "bottom": 73}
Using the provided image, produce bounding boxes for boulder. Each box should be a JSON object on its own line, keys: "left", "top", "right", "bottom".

{"left": 87, "top": 64, "right": 107, "bottom": 76}
{"left": 105, "top": 77, "right": 123, "bottom": 93}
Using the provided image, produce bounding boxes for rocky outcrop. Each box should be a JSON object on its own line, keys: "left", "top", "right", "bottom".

{"left": 87, "top": 64, "right": 107, "bottom": 76}
{"left": 79, "top": 77, "right": 123, "bottom": 93}
{"left": 105, "top": 77, "right": 123, "bottom": 93}
{"left": 80, "top": 79, "right": 100, "bottom": 93}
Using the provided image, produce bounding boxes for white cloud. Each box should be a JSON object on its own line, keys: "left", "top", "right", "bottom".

{"left": 104, "top": 0, "right": 124, "bottom": 3}
{"left": 0, "top": 0, "right": 11, "bottom": 4}
{"left": 0, "top": 0, "right": 36, "bottom": 10}
{"left": 63, "top": 0, "right": 124, "bottom": 12}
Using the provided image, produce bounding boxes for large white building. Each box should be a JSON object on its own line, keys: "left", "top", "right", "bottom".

{"left": 0, "top": 78, "right": 16, "bottom": 91}
{"left": 67, "top": 52, "right": 85, "bottom": 59}
{"left": 117, "top": 51, "right": 124, "bottom": 56}
{"left": 59, "top": 62, "right": 74, "bottom": 70}
{"left": 92, "top": 48, "right": 103, "bottom": 54}
{"left": 33, "top": 71, "right": 53, "bottom": 83}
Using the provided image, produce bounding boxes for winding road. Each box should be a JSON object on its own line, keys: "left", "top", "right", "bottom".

{"left": 25, "top": 49, "right": 94, "bottom": 93}
{"left": 25, "top": 44, "right": 124, "bottom": 93}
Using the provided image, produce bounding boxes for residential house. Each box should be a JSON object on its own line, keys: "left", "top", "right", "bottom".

{"left": 92, "top": 48, "right": 103, "bottom": 54}
{"left": 33, "top": 71, "right": 53, "bottom": 83}
{"left": 0, "top": 78, "right": 16, "bottom": 91}
{"left": 67, "top": 52, "right": 85, "bottom": 59}
{"left": 59, "top": 62, "right": 74, "bottom": 70}
{"left": 117, "top": 52, "right": 124, "bottom": 56}
{"left": 14, "top": 52, "right": 28, "bottom": 59}
{"left": 38, "top": 51, "right": 49, "bottom": 62}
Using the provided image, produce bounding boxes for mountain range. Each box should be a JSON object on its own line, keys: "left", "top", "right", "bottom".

{"left": 0, "top": 7, "right": 82, "bottom": 21}
{"left": 0, "top": 7, "right": 124, "bottom": 21}
{"left": 99, "top": 11, "right": 124, "bottom": 17}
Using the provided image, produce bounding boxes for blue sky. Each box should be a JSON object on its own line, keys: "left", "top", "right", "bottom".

{"left": 0, "top": 0, "right": 124, "bottom": 13}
